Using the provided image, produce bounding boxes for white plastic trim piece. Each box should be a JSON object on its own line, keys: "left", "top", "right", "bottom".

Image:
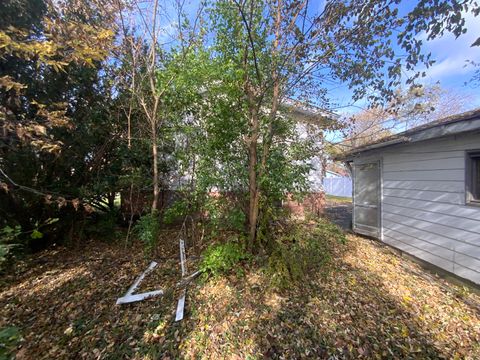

{"left": 179, "top": 238, "right": 187, "bottom": 277}
{"left": 175, "top": 289, "right": 186, "bottom": 321}
{"left": 116, "top": 290, "right": 165, "bottom": 305}
{"left": 127, "top": 261, "right": 157, "bottom": 294}
{"left": 116, "top": 261, "right": 164, "bottom": 305}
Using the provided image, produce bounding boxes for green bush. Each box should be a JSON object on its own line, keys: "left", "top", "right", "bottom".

{"left": 203, "top": 197, "right": 245, "bottom": 234}
{"left": 0, "top": 218, "right": 60, "bottom": 270}
{"left": 200, "top": 242, "right": 249, "bottom": 277}
{"left": 267, "top": 219, "right": 346, "bottom": 289}
{"left": 163, "top": 199, "right": 190, "bottom": 224}
{"left": 0, "top": 326, "right": 22, "bottom": 360}
{"left": 134, "top": 212, "right": 160, "bottom": 255}
{"left": 224, "top": 206, "right": 246, "bottom": 233}
{"left": 0, "top": 226, "right": 22, "bottom": 271}
{"left": 85, "top": 211, "right": 120, "bottom": 242}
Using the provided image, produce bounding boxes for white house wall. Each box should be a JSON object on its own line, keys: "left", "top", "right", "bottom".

{"left": 353, "top": 131, "right": 480, "bottom": 285}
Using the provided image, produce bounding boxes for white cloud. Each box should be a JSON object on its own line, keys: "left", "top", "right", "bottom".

{"left": 425, "top": 57, "right": 472, "bottom": 79}
{"left": 421, "top": 11, "right": 480, "bottom": 81}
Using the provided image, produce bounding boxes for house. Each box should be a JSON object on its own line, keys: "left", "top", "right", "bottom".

{"left": 342, "top": 108, "right": 480, "bottom": 285}
{"left": 121, "top": 103, "right": 337, "bottom": 218}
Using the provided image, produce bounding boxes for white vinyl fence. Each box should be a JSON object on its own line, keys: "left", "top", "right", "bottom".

{"left": 322, "top": 177, "right": 352, "bottom": 198}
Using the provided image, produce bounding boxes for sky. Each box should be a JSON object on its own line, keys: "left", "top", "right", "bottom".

{"left": 150, "top": 0, "right": 480, "bottom": 116}
{"left": 322, "top": 3, "right": 480, "bottom": 116}
{"left": 417, "top": 10, "right": 480, "bottom": 90}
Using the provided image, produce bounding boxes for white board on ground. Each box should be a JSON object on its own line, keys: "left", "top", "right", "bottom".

{"left": 116, "top": 261, "right": 164, "bottom": 305}
{"left": 179, "top": 238, "right": 187, "bottom": 277}
{"left": 116, "top": 290, "right": 165, "bottom": 305}
{"left": 126, "top": 261, "right": 157, "bottom": 295}
{"left": 175, "top": 289, "right": 186, "bottom": 321}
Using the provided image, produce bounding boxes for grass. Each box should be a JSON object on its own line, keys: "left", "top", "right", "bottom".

{"left": 326, "top": 194, "right": 352, "bottom": 203}
{"left": 1, "top": 222, "right": 479, "bottom": 359}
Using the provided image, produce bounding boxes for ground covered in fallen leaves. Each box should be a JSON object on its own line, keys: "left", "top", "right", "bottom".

{"left": 1, "top": 228, "right": 479, "bottom": 359}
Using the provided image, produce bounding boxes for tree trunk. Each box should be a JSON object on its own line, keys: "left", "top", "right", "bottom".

{"left": 149, "top": 0, "right": 160, "bottom": 214}
{"left": 151, "top": 122, "right": 159, "bottom": 213}
{"left": 247, "top": 106, "right": 260, "bottom": 251}
{"left": 247, "top": 0, "right": 282, "bottom": 252}
{"left": 108, "top": 192, "right": 115, "bottom": 210}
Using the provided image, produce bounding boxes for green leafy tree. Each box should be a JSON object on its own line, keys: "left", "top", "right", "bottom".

{"left": 0, "top": 0, "right": 123, "bottom": 247}
{"left": 205, "top": 0, "right": 479, "bottom": 252}
{"left": 114, "top": 0, "right": 206, "bottom": 213}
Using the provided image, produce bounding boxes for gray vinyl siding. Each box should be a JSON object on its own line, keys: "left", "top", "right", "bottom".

{"left": 353, "top": 131, "right": 480, "bottom": 284}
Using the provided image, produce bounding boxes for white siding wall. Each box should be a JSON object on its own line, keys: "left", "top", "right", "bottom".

{"left": 354, "top": 132, "right": 480, "bottom": 285}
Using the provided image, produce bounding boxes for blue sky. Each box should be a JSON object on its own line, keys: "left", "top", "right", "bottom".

{"left": 155, "top": 0, "right": 480, "bottom": 115}
{"left": 319, "top": 2, "right": 480, "bottom": 115}
{"left": 417, "top": 10, "right": 480, "bottom": 89}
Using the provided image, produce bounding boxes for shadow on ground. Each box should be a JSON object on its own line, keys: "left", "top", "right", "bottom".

{"left": 324, "top": 198, "right": 352, "bottom": 231}
{"left": 0, "top": 234, "right": 188, "bottom": 359}
{"left": 2, "top": 224, "right": 479, "bottom": 359}
{"left": 169, "top": 233, "right": 479, "bottom": 359}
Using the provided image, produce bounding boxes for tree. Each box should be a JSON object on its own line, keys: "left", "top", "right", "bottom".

{"left": 391, "top": 85, "right": 476, "bottom": 130}
{"left": 1, "top": 0, "right": 478, "bottom": 254}
{"left": 0, "top": 0, "right": 121, "bottom": 243}
{"left": 341, "top": 107, "right": 394, "bottom": 149}
{"left": 114, "top": 0, "right": 205, "bottom": 213}
{"left": 206, "top": 0, "right": 479, "bottom": 252}
{"left": 336, "top": 84, "right": 476, "bottom": 152}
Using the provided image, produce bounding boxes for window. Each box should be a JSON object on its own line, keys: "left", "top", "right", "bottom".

{"left": 466, "top": 150, "right": 480, "bottom": 205}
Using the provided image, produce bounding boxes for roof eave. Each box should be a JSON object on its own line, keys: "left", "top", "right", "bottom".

{"left": 337, "top": 110, "right": 480, "bottom": 161}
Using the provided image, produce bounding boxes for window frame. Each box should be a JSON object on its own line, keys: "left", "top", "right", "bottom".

{"left": 465, "top": 150, "right": 480, "bottom": 206}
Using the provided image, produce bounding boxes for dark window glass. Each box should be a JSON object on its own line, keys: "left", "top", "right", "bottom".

{"left": 467, "top": 151, "right": 480, "bottom": 204}
{"left": 474, "top": 157, "right": 480, "bottom": 201}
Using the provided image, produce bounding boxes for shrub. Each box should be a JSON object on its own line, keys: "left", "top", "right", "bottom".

{"left": 85, "top": 210, "right": 120, "bottom": 243}
{"left": 0, "top": 218, "right": 60, "bottom": 270}
{"left": 267, "top": 219, "right": 346, "bottom": 289}
{"left": 163, "top": 199, "right": 190, "bottom": 225}
{"left": 0, "top": 326, "right": 22, "bottom": 360}
{"left": 134, "top": 212, "right": 160, "bottom": 255}
{"left": 203, "top": 196, "right": 245, "bottom": 234}
{"left": 200, "top": 242, "right": 249, "bottom": 277}
{"left": 0, "top": 225, "right": 22, "bottom": 271}
{"left": 223, "top": 206, "right": 245, "bottom": 233}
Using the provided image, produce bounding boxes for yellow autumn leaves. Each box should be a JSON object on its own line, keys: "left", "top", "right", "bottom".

{"left": 0, "top": 14, "right": 114, "bottom": 154}
{"left": 0, "top": 21, "right": 114, "bottom": 73}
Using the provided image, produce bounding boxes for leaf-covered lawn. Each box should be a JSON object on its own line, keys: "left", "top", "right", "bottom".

{"left": 179, "top": 235, "right": 480, "bottom": 359}
{"left": 0, "top": 232, "right": 190, "bottom": 360}
{"left": 1, "top": 233, "right": 479, "bottom": 359}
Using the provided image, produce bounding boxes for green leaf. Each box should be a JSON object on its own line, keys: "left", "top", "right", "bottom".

{"left": 0, "top": 326, "right": 21, "bottom": 341}
{"left": 31, "top": 229, "right": 43, "bottom": 239}
{"left": 45, "top": 218, "right": 59, "bottom": 225}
